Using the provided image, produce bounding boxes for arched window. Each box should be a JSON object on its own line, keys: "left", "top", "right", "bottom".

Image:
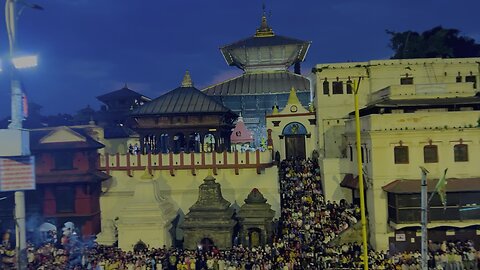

{"left": 346, "top": 78, "right": 353, "bottom": 94}
{"left": 282, "top": 122, "right": 307, "bottom": 135}
{"left": 323, "top": 78, "right": 330, "bottom": 95}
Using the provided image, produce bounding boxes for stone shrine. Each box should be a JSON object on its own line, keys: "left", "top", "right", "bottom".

{"left": 182, "top": 174, "right": 236, "bottom": 250}
{"left": 238, "top": 188, "right": 275, "bottom": 247}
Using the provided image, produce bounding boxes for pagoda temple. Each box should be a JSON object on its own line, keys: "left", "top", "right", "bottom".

{"left": 96, "top": 85, "right": 151, "bottom": 139}
{"left": 128, "top": 72, "right": 237, "bottom": 154}
{"left": 203, "top": 11, "right": 312, "bottom": 144}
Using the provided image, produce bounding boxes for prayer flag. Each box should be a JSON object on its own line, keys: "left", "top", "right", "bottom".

{"left": 435, "top": 168, "right": 448, "bottom": 209}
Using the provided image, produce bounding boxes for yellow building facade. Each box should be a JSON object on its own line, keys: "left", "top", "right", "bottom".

{"left": 312, "top": 57, "right": 480, "bottom": 250}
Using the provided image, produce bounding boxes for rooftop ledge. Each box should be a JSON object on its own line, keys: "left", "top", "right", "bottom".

{"left": 369, "top": 82, "right": 476, "bottom": 105}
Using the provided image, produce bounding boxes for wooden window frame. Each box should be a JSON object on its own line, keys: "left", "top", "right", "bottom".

{"left": 394, "top": 146, "right": 409, "bottom": 164}
{"left": 400, "top": 77, "right": 414, "bottom": 85}
{"left": 332, "top": 81, "right": 344, "bottom": 94}
{"left": 423, "top": 145, "right": 438, "bottom": 163}
{"left": 453, "top": 144, "right": 468, "bottom": 162}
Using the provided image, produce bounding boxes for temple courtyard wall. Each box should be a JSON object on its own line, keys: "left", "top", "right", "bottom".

{"left": 96, "top": 151, "right": 279, "bottom": 250}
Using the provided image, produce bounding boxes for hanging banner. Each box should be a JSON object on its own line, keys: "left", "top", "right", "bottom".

{"left": 0, "top": 156, "right": 36, "bottom": 191}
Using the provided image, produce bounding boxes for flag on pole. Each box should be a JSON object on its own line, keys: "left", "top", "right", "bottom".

{"left": 434, "top": 168, "right": 448, "bottom": 209}
{"left": 22, "top": 92, "right": 28, "bottom": 118}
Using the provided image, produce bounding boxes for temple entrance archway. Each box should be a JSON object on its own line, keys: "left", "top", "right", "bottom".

{"left": 133, "top": 240, "right": 147, "bottom": 252}
{"left": 199, "top": 237, "right": 214, "bottom": 252}
{"left": 248, "top": 228, "right": 262, "bottom": 248}
{"left": 283, "top": 122, "right": 307, "bottom": 159}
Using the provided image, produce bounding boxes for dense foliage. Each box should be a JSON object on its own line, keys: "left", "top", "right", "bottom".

{"left": 387, "top": 26, "right": 480, "bottom": 59}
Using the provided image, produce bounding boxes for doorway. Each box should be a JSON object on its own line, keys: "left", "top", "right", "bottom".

{"left": 199, "top": 237, "right": 214, "bottom": 252}
{"left": 285, "top": 135, "right": 306, "bottom": 159}
{"left": 282, "top": 122, "right": 307, "bottom": 160}
{"left": 248, "top": 228, "right": 262, "bottom": 248}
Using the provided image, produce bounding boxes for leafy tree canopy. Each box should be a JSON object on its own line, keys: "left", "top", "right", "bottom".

{"left": 387, "top": 26, "right": 480, "bottom": 59}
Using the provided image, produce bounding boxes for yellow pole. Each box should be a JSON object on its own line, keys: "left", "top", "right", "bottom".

{"left": 354, "top": 78, "right": 369, "bottom": 269}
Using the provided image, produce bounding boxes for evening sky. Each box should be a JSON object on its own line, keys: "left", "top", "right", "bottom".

{"left": 0, "top": 0, "right": 478, "bottom": 117}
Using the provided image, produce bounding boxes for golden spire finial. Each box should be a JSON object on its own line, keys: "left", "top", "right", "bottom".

{"left": 287, "top": 87, "right": 301, "bottom": 105}
{"left": 181, "top": 70, "right": 193, "bottom": 88}
{"left": 255, "top": 4, "right": 274, "bottom": 37}
{"left": 272, "top": 104, "right": 279, "bottom": 114}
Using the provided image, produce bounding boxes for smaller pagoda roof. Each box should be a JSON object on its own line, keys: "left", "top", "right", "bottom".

{"left": 203, "top": 71, "right": 309, "bottom": 96}
{"left": 131, "top": 71, "right": 235, "bottom": 116}
{"left": 97, "top": 84, "right": 151, "bottom": 103}
{"left": 231, "top": 116, "right": 253, "bottom": 143}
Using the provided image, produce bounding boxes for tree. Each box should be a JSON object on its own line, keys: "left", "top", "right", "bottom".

{"left": 387, "top": 26, "right": 480, "bottom": 59}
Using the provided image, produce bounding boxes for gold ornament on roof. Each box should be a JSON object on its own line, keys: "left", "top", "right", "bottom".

{"left": 286, "top": 87, "right": 301, "bottom": 106}
{"left": 254, "top": 6, "right": 274, "bottom": 37}
{"left": 181, "top": 70, "right": 193, "bottom": 87}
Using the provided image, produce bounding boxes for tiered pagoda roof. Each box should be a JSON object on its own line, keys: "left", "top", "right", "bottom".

{"left": 203, "top": 12, "right": 311, "bottom": 96}
{"left": 97, "top": 84, "right": 151, "bottom": 104}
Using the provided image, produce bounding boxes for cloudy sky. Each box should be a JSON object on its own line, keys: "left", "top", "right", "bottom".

{"left": 0, "top": 0, "right": 478, "bottom": 117}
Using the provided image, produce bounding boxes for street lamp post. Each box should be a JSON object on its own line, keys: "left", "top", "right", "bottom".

{"left": 5, "top": 1, "right": 29, "bottom": 268}
{"left": 5, "top": 0, "right": 41, "bottom": 268}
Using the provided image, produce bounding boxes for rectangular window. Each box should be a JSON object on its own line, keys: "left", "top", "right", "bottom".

{"left": 465, "top": 75, "right": 477, "bottom": 89}
{"left": 55, "top": 186, "right": 75, "bottom": 213}
{"left": 332, "top": 81, "right": 343, "bottom": 94}
{"left": 423, "top": 145, "right": 438, "bottom": 163}
{"left": 394, "top": 146, "right": 409, "bottom": 164}
{"left": 323, "top": 81, "right": 329, "bottom": 95}
{"left": 54, "top": 152, "right": 74, "bottom": 170}
{"left": 456, "top": 75, "right": 462, "bottom": 83}
{"left": 454, "top": 144, "right": 468, "bottom": 162}
{"left": 400, "top": 77, "right": 414, "bottom": 85}
{"left": 349, "top": 146, "right": 353, "bottom": 162}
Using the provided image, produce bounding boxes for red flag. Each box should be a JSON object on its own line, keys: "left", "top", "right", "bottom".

{"left": 22, "top": 92, "right": 28, "bottom": 118}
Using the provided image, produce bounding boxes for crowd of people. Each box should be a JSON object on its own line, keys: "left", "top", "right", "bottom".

{"left": 1, "top": 157, "right": 479, "bottom": 269}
